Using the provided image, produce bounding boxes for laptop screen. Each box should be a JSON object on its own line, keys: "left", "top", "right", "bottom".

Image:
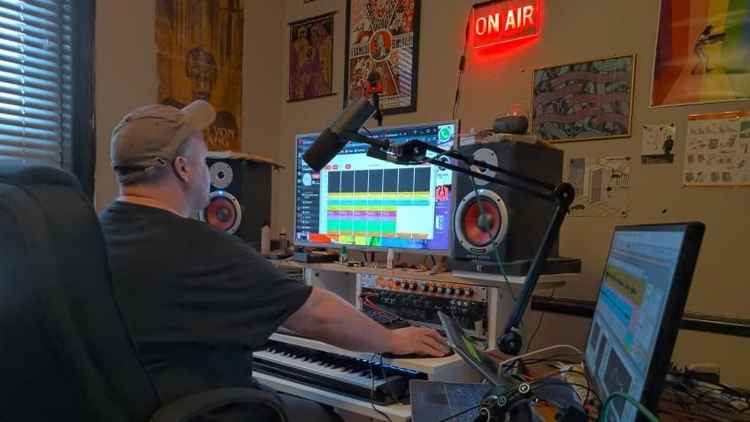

{"left": 584, "top": 225, "right": 692, "bottom": 422}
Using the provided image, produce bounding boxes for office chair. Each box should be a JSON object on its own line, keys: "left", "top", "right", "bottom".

{"left": 0, "top": 160, "right": 287, "bottom": 422}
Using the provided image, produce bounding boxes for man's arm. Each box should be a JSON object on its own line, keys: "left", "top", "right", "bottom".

{"left": 283, "top": 287, "right": 450, "bottom": 357}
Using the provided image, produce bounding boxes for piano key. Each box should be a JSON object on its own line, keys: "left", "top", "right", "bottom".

{"left": 252, "top": 340, "right": 423, "bottom": 404}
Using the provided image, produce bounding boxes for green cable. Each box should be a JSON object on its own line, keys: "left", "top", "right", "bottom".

{"left": 468, "top": 175, "right": 517, "bottom": 304}
{"left": 599, "top": 392, "right": 660, "bottom": 422}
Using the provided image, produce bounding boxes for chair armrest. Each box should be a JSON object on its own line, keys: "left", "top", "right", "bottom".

{"left": 150, "top": 387, "right": 287, "bottom": 422}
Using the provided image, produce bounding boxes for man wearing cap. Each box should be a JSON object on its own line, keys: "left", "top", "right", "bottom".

{"left": 99, "top": 100, "right": 449, "bottom": 420}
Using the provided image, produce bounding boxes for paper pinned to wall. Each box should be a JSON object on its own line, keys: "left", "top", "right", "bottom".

{"left": 641, "top": 123, "right": 676, "bottom": 165}
{"left": 683, "top": 111, "right": 750, "bottom": 186}
{"left": 564, "top": 156, "right": 632, "bottom": 217}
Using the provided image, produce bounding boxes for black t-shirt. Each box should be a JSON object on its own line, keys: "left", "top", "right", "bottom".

{"left": 99, "top": 201, "right": 312, "bottom": 404}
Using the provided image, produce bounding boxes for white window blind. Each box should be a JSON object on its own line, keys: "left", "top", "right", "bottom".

{"left": 0, "top": 0, "right": 72, "bottom": 168}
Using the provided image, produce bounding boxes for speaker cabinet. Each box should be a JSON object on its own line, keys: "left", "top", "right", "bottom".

{"left": 199, "top": 156, "right": 272, "bottom": 249}
{"left": 450, "top": 139, "right": 579, "bottom": 275}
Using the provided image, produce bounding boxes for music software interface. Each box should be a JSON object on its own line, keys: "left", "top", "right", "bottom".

{"left": 295, "top": 122, "right": 456, "bottom": 251}
{"left": 585, "top": 229, "right": 685, "bottom": 422}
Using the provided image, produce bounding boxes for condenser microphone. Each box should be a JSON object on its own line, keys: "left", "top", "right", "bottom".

{"left": 303, "top": 97, "right": 377, "bottom": 172}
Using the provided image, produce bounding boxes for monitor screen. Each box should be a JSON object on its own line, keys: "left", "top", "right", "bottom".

{"left": 585, "top": 225, "right": 690, "bottom": 422}
{"left": 294, "top": 121, "right": 456, "bottom": 253}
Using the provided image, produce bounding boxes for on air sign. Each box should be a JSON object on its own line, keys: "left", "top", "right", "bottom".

{"left": 472, "top": 0, "right": 541, "bottom": 49}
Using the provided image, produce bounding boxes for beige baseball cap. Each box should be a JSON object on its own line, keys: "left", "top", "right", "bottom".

{"left": 110, "top": 100, "right": 216, "bottom": 183}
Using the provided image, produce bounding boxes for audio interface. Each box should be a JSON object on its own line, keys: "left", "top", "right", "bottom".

{"left": 359, "top": 274, "right": 491, "bottom": 347}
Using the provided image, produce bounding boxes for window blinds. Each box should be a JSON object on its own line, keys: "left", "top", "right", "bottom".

{"left": 0, "top": 0, "right": 72, "bottom": 168}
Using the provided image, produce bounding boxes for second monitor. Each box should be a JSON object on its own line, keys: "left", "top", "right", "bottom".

{"left": 294, "top": 121, "right": 457, "bottom": 253}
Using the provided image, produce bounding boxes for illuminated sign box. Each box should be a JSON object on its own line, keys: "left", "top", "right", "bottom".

{"left": 472, "top": 0, "right": 541, "bottom": 49}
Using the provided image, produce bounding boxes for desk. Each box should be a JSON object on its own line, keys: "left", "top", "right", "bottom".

{"left": 274, "top": 259, "right": 570, "bottom": 289}
{"left": 274, "top": 260, "right": 574, "bottom": 345}
{"left": 263, "top": 259, "right": 580, "bottom": 421}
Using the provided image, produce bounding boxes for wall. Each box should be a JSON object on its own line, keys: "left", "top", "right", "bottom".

{"left": 95, "top": 0, "right": 285, "bottom": 210}
{"left": 278, "top": 0, "right": 750, "bottom": 385}
{"left": 95, "top": 0, "right": 157, "bottom": 210}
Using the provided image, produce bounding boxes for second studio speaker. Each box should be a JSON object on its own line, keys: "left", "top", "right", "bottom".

{"left": 450, "top": 138, "right": 580, "bottom": 276}
{"left": 199, "top": 154, "right": 273, "bottom": 250}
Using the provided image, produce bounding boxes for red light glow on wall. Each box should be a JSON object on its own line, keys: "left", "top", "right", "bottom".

{"left": 472, "top": 0, "right": 541, "bottom": 49}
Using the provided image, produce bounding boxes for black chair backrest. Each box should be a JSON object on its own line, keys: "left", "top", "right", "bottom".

{"left": 0, "top": 161, "right": 159, "bottom": 421}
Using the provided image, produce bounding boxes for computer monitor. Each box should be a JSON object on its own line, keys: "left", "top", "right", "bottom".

{"left": 584, "top": 223, "right": 704, "bottom": 422}
{"left": 294, "top": 121, "right": 457, "bottom": 254}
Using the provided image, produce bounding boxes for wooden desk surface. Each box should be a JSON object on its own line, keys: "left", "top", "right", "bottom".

{"left": 273, "top": 259, "right": 574, "bottom": 290}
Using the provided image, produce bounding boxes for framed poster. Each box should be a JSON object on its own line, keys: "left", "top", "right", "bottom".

{"left": 156, "top": 0, "right": 244, "bottom": 152}
{"left": 651, "top": 0, "right": 750, "bottom": 107}
{"left": 289, "top": 12, "right": 336, "bottom": 102}
{"left": 344, "top": 0, "right": 420, "bottom": 114}
{"left": 531, "top": 55, "right": 635, "bottom": 142}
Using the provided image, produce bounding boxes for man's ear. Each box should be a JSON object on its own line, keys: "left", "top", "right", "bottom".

{"left": 173, "top": 156, "right": 190, "bottom": 183}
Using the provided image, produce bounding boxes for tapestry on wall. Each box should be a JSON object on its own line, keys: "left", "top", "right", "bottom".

{"left": 652, "top": 0, "right": 750, "bottom": 107}
{"left": 344, "top": 0, "right": 420, "bottom": 114}
{"left": 156, "top": 0, "right": 244, "bottom": 152}
{"left": 531, "top": 55, "right": 635, "bottom": 142}
{"left": 289, "top": 12, "right": 335, "bottom": 102}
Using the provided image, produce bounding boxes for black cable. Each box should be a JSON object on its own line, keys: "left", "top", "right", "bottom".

{"left": 438, "top": 405, "right": 481, "bottom": 422}
{"left": 525, "top": 288, "right": 556, "bottom": 353}
{"left": 468, "top": 174, "right": 517, "bottom": 304}
{"left": 368, "top": 354, "right": 393, "bottom": 422}
{"left": 378, "top": 354, "right": 404, "bottom": 405}
{"left": 451, "top": 5, "right": 473, "bottom": 121}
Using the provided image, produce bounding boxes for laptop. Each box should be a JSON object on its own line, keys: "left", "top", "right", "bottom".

{"left": 438, "top": 222, "right": 705, "bottom": 422}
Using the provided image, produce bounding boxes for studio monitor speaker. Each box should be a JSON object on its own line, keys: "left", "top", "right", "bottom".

{"left": 450, "top": 138, "right": 580, "bottom": 275}
{"left": 199, "top": 155, "right": 272, "bottom": 249}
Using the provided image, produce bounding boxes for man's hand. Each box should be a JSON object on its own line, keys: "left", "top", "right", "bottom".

{"left": 386, "top": 326, "right": 451, "bottom": 357}
{"left": 284, "top": 288, "right": 452, "bottom": 356}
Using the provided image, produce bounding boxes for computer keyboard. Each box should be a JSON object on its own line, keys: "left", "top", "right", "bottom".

{"left": 362, "top": 307, "right": 411, "bottom": 329}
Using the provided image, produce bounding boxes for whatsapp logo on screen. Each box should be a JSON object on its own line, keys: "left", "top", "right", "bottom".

{"left": 438, "top": 125, "right": 455, "bottom": 143}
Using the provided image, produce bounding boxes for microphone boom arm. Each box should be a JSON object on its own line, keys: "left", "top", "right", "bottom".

{"left": 350, "top": 136, "right": 575, "bottom": 355}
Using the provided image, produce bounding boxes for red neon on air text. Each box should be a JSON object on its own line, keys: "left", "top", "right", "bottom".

{"left": 472, "top": 0, "right": 541, "bottom": 49}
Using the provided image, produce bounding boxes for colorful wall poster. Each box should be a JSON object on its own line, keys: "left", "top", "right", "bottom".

{"left": 684, "top": 111, "right": 750, "bottom": 186}
{"left": 652, "top": 0, "right": 750, "bottom": 107}
{"left": 344, "top": 0, "right": 420, "bottom": 114}
{"left": 156, "top": 0, "right": 244, "bottom": 152}
{"left": 289, "top": 13, "right": 335, "bottom": 102}
{"left": 532, "top": 55, "right": 635, "bottom": 142}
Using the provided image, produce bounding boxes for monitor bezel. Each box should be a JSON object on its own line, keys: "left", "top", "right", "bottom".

{"left": 584, "top": 222, "right": 705, "bottom": 422}
{"left": 292, "top": 120, "right": 458, "bottom": 256}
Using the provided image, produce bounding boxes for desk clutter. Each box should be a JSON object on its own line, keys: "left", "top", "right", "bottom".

{"left": 256, "top": 222, "right": 741, "bottom": 422}
{"left": 201, "top": 43, "right": 742, "bottom": 422}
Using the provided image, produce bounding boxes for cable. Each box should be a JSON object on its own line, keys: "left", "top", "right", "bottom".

{"left": 599, "top": 392, "right": 660, "bottom": 422}
{"left": 467, "top": 175, "right": 517, "bottom": 304}
{"left": 499, "top": 344, "right": 583, "bottom": 372}
{"left": 451, "top": 5, "right": 474, "bottom": 121}
{"left": 529, "top": 377, "right": 601, "bottom": 408}
{"left": 378, "top": 354, "right": 405, "bottom": 405}
{"left": 368, "top": 354, "right": 393, "bottom": 422}
{"left": 525, "top": 288, "right": 556, "bottom": 353}
{"left": 438, "top": 405, "right": 481, "bottom": 422}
